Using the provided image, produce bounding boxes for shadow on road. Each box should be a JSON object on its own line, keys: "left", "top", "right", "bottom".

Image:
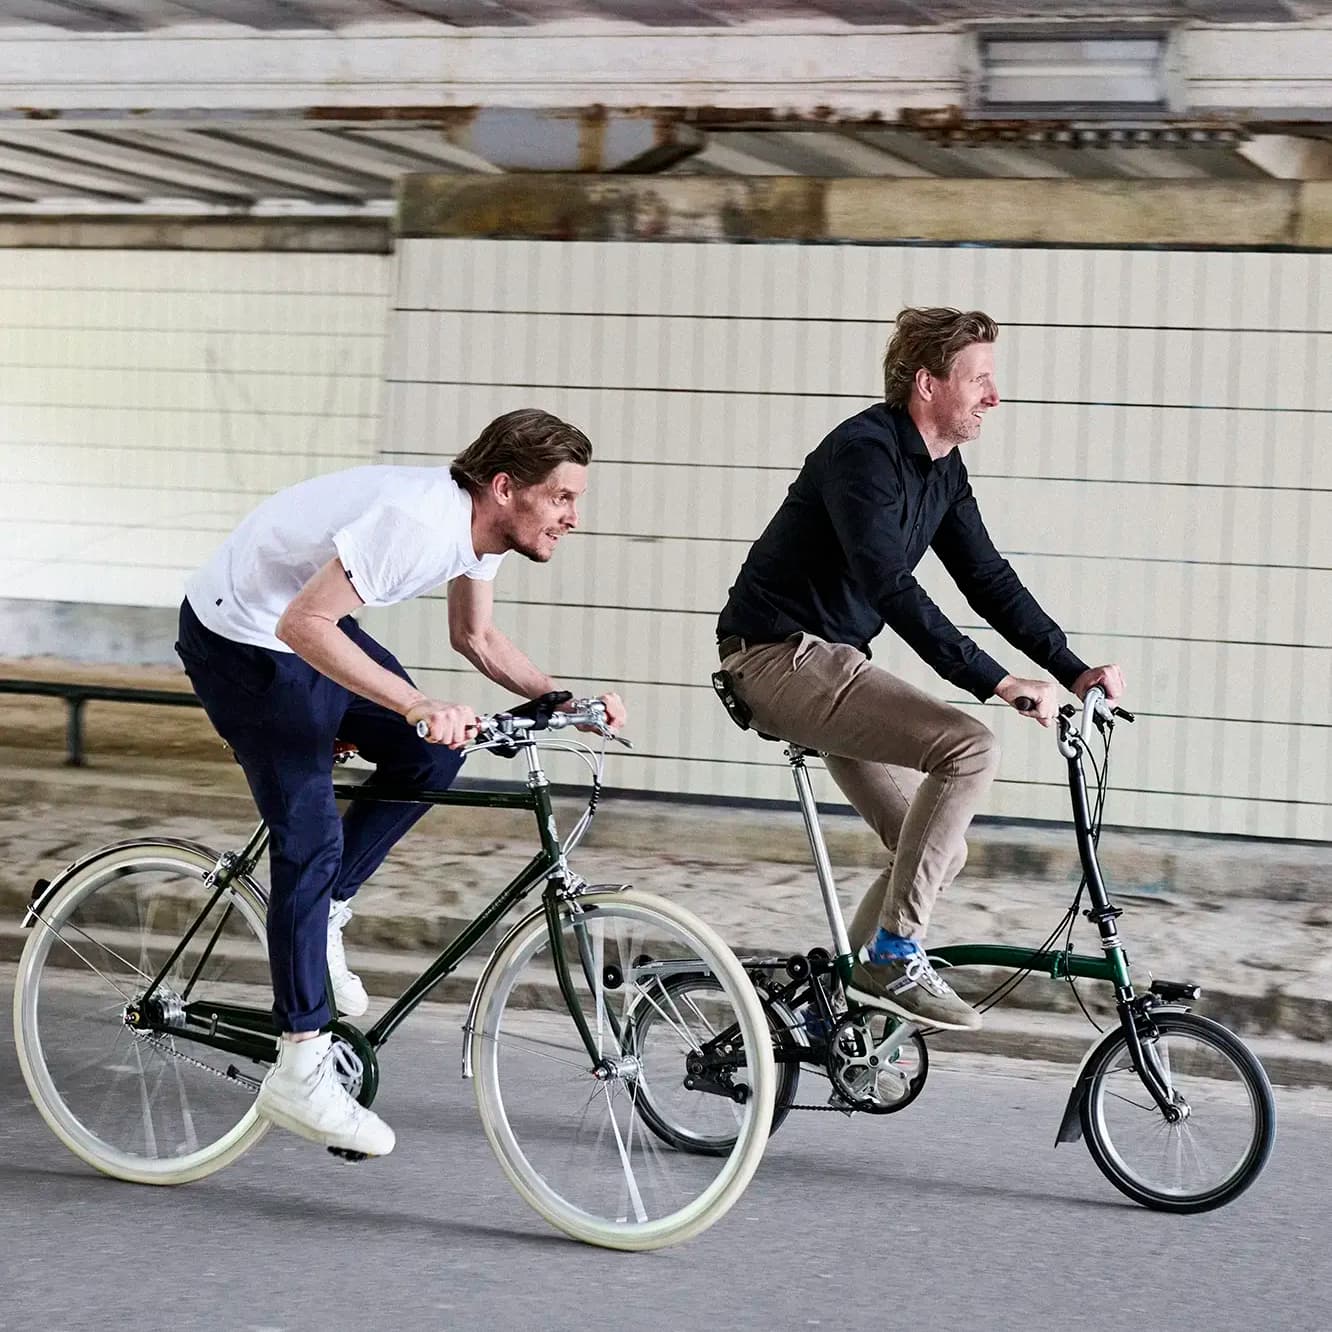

{"left": 0, "top": 1158, "right": 582, "bottom": 1248}
{"left": 751, "top": 1149, "right": 1134, "bottom": 1213}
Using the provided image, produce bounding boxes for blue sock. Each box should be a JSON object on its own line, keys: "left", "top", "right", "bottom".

{"left": 867, "top": 928, "right": 921, "bottom": 964}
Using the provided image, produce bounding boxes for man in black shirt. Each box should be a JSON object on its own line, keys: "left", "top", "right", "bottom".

{"left": 717, "top": 307, "right": 1124, "bottom": 1030}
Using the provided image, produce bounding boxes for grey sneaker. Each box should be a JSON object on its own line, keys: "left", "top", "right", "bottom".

{"left": 845, "top": 948, "right": 982, "bottom": 1031}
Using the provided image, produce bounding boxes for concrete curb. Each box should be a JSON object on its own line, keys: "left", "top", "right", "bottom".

{"left": 5, "top": 923, "right": 1329, "bottom": 1091}
{"left": 7, "top": 751, "right": 1329, "bottom": 905}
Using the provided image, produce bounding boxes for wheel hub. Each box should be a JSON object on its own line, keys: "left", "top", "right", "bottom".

{"left": 592, "top": 1054, "right": 642, "bottom": 1082}
{"left": 124, "top": 988, "right": 185, "bottom": 1032}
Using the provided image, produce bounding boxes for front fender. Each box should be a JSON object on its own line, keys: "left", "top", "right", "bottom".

{"left": 1054, "top": 1003, "right": 1193, "bottom": 1146}
{"left": 460, "top": 900, "right": 555, "bottom": 1081}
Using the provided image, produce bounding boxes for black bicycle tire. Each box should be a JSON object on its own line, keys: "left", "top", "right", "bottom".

{"left": 1079, "top": 1009, "right": 1276, "bottom": 1213}
{"left": 630, "top": 973, "right": 800, "bottom": 1156}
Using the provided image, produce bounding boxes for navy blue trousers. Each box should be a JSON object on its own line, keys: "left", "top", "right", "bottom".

{"left": 176, "top": 598, "right": 463, "bottom": 1032}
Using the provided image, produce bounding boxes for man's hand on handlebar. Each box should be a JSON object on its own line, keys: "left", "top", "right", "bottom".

{"left": 564, "top": 691, "right": 627, "bottom": 734}
{"left": 1072, "top": 664, "right": 1126, "bottom": 705}
{"left": 406, "top": 699, "right": 480, "bottom": 749}
{"left": 995, "top": 675, "right": 1058, "bottom": 728}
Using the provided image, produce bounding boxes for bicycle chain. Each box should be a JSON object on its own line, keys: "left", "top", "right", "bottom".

{"left": 130, "top": 1030, "right": 259, "bottom": 1094}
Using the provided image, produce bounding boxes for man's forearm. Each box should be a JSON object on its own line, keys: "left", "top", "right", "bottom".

{"left": 455, "top": 626, "right": 558, "bottom": 700}
{"left": 277, "top": 612, "right": 426, "bottom": 716}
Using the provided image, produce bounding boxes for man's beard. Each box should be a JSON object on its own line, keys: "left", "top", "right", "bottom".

{"left": 942, "top": 412, "right": 982, "bottom": 446}
{"left": 510, "top": 534, "right": 553, "bottom": 563}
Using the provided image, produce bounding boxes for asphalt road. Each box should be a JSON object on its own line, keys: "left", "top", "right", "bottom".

{"left": 2, "top": 969, "right": 1329, "bottom": 1332}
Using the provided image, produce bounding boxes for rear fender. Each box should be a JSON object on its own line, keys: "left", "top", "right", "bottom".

{"left": 21, "top": 837, "right": 250, "bottom": 929}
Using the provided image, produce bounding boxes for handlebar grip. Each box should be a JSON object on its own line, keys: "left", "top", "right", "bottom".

{"left": 1014, "top": 696, "right": 1038, "bottom": 713}
{"left": 415, "top": 720, "right": 428, "bottom": 738}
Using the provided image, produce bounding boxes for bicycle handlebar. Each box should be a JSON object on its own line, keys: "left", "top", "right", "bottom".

{"left": 1015, "top": 688, "right": 1135, "bottom": 760}
{"left": 415, "top": 697, "right": 630, "bottom": 749}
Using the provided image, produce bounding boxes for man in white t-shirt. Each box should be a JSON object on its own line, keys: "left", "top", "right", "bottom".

{"left": 176, "top": 408, "right": 625, "bottom": 1158}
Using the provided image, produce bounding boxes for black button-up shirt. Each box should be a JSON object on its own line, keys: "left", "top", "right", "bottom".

{"left": 718, "top": 403, "right": 1087, "bottom": 701}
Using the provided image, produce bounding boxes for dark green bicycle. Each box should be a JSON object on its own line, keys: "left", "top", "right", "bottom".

{"left": 646, "top": 680, "right": 1277, "bottom": 1214}
{"left": 13, "top": 694, "right": 775, "bottom": 1250}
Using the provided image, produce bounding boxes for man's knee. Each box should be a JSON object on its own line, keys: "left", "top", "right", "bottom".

{"left": 932, "top": 717, "right": 1000, "bottom": 777}
{"left": 967, "top": 720, "right": 1001, "bottom": 775}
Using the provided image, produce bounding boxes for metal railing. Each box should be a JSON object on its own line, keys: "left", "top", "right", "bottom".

{"left": 0, "top": 679, "right": 202, "bottom": 766}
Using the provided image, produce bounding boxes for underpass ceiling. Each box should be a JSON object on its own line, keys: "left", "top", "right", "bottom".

{"left": 3, "top": 1, "right": 1328, "bottom": 30}
{"left": 1, "top": 0, "right": 1329, "bottom": 212}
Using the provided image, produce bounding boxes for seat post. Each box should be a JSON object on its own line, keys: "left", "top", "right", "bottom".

{"left": 786, "top": 744, "right": 854, "bottom": 965}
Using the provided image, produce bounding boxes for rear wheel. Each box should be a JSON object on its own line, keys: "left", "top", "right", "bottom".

{"left": 14, "top": 841, "right": 273, "bottom": 1184}
{"left": 1080, "top": 1010, "right": 1275, "bottom": 1212}
{"left": 630, "top": 973, "right": 802, "bottom": 1155}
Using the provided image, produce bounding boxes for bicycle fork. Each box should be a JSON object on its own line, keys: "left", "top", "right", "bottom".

{"left": 1056, "top": 737, "right": 1197, "bottom": 1141}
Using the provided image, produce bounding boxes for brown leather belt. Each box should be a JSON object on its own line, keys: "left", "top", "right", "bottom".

{"left": 717, "top": 634, "right": 746, "bottom": 661}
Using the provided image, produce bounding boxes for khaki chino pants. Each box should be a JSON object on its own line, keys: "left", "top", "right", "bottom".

{"left": 723, "top": 634, "right": 1000, "bottom": 947}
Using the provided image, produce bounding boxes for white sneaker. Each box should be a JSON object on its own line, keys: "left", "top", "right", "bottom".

{"left": 327, "top": 899, "right": 369, "bottom": 1017}
{"left": 256, "top": 1033, "right": 395, "bottom": 1156}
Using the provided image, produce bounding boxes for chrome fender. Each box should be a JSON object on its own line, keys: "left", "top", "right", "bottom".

{"left": 460, "top": 900, "right": 550, "bottom": 1081}
{"left": 21, "top": 837, "right": 265, "bottom": 929}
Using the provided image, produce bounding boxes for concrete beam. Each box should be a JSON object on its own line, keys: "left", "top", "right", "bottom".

{"left": 1296, "top": 182, "right": 1332, "bottom": 245}
{"left": 3, "top": 21, "right": 1329, "bottom": 118}
{"left": 1240, "top": 133, "right": 1332, "bottom": 180}
{"left": 0, "top": 213, "right": 391, "bottom": 249}
{"left": 397, "top": 173, "right": 1330, "bottom": 247}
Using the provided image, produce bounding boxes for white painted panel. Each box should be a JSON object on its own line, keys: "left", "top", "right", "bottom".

{"left": 0, "top": 247, "right": 391, "bottom": 612}
{"left": 378, "top": 238, "right": 1330, "bottom": 840}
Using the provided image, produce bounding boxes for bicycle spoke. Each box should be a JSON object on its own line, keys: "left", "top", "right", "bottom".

{"left": 485, "top": 1026, "right": 593, "bottom": 1075}
{"left": 29, "top": 913, "right": 145, "bottom": 1000}
{"left": 1105, "top": 1087, "right": 1158, "bottom": 1113}
{"left": 603, "top": 1084, "right": 648, "bottom": 1224}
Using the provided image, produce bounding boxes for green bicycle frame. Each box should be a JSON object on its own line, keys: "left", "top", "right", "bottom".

{"left": 140, "top": 767, "right": 609, "bottom": 1073}
{"left": 783, "top": 729, "right": 1131, "bottom": 993}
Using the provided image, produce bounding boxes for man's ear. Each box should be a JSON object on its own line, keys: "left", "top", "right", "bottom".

{"left": 489, "top": 472, "right": 515, "bottom": 506}
{"left": 913, "top": 366, "right": 935, "bottom": 402}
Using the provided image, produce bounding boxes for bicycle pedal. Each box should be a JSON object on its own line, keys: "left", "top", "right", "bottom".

{"left": 326, "top": 1146, "right": 369, "bottom": 1163}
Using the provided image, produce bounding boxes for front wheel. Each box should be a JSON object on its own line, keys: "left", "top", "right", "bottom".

{"left": 1080, "top": 1009, "right": 1275, "bottom": 1213}
{"left": 469, "top": 890, "right": 774, "bottom": 1250}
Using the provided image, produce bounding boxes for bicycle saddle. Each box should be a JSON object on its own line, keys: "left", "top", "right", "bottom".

{"left": 711, "top": 670, "right": 814, "bottom": 753}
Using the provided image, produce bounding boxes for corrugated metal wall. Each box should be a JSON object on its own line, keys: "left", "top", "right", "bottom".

{"left": 0, "top": 248, "right": 390, "bottom": 609}
{"left": 377, "top": 237, "right": 1331, "bottom": 841}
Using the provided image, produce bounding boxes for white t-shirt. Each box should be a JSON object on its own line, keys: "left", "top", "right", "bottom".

{"left": 186, "top": 466, "right": 505, "bottom": 651}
